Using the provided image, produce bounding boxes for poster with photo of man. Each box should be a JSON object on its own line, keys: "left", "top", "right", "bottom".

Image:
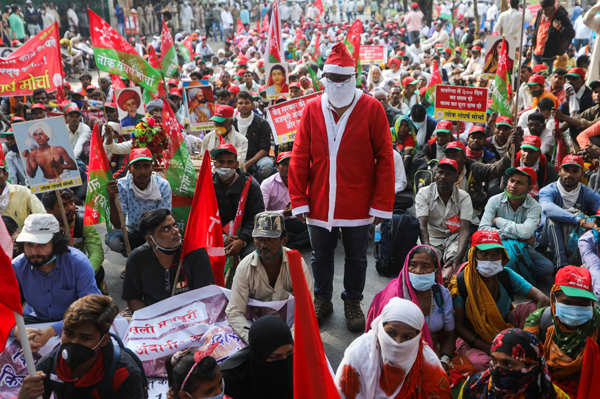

{"left": 11, "top": 117, "right": 82, "bottom": 193}
{"left": 183, "top": 80, "right": 215, "bottom": 132}
{"left": 116, "top": 87, "right": 145, "bottom": 135}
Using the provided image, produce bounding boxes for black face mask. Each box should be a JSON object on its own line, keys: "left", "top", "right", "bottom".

{"left": 59, "top": 336, "right": 103, "bottom": 370}
{"left": 150, "top": 235, "right": 181, "bottom": 255}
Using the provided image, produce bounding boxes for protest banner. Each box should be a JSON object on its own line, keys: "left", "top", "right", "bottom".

{"left": 12, "top": 117, "right": 82, "bottom": 194}
{"left": 434, "top": 85, "right": 488, "bottom": 123}
{"left": 266, "top": 92, "right": 320, "bottom": 145}
{"left": 0, "top": 317, "right": 129, "bottom": 399}
{"left": 0, "top": 23, "right": 63, "bottom": 97}
{"left": 0, "top": 47, "right": 15, "bottom": 58}
{"left": 183, "top": 80, "right": 215, "bottom": 132}
{"left": 116, "top": 87, "right": 145, "bottom": 135}
{"left": 359, "top": 45, "right": 387, "bottom": 65}
{"left": 124, "top": 285, "right": 293, "bottom": 376}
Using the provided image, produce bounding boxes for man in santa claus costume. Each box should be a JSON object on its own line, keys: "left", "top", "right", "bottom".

{"left": 289, "top": 42, "right": 395, "bottom": 332}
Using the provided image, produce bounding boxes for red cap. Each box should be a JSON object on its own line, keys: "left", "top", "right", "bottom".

{"left": 276, "top": 151, "right": 292, "bottom": 164}
{"left": 402, "top": 76, "right": 417, "bottom": 86}
{"left": 455, "top": 47, "right": 462, "bottom": 52}
{"left": 560, "top": 154, "right": 584, "bottom": 169}
{"left": 210, "top": 104, "right": 235, "bottom": 122}
{"left": 229, "top": 85, "right": 240, "bottom": 96}
{"left": 11, "top": 116, "right": 25, "bottom": 122}
{"left": 435, "top": 120, "right": 453, "bottom": 133}
{"left": 289, "top": 82, "right": 301, "bottom": 90}
{"left": 167, "top": 78, "right": 179, "bottom": 86}
{"left": 566, "top": 67, "right": 586, "bottom": 80}
{"left": 31, "top": 103, "right": 46, "bottom": 111}
{"left": 472, "top": 230, "right": 504, "bottom": 251}
{"left": 532, "top": 64, "right": 547, "bottom": 73}
{"left": 411, "top": 2, "right": 418, "bottom": 8}
{"left": 521, "top": 135, "right": 541, "bottom": 152}
{"left": 468, "top": 125, "right": 485, "bottom": 136}
{"left": 437, "top": 157, "right": 459, "bottom": 172}
{"left": 128, "top": 147, "right": 153, "bottom": 165}
{"left": 528, "top": 74, "right": 545, "bottom": 86}
{"left": 86, "top": 84, "right": 97, "bottom": 92}
{"left": 210, "top": 143, "right": 238, "bottom": 158}
{"left": 506, "top": 166, "right": 537, "bottom": 185}
{"left": 65, "top": 104, "right": 81, "bottom": 115}
{"left": 444, "top": 141, "right": 466, "bottom": 153}
{"left": 104, "top": 102, "right": 117, "bottom": 109}
{"left": 472, "top": 45, "right": 481, "bottom": 52}
{"left": 63, "top": 81, "right": 71, "bottom": 89}
{"left": 496, "top": 115, "right": 513, "bottom": 128}
{"left": 555, "top": 265, "right": 597, "bottom": 301}
{"left": 168, "top": 88, "right": 182, "bottom": 98}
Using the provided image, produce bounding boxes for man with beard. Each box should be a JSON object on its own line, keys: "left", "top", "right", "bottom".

{"left": 226, "top": 212, "right": 312, "bottom": 343}
{"left": 11, "top": 214, "right": 100, "bottom": 353}
{"left": 106, "top": 148, "right": 172, "bottom": 256}
{"left": 539, "top": 155, "right": 600, "bottom": 267}
{"left": 122, "top": 209, "right": 214, "bottom": 311}
{"left": 41, "top": 189, "right": 105, "bottom": 292}
{"left": 465, "top": 125, "right": 496, "bottom": 163}
{"left": 0, "top": 153, "right": 44, "bottom": 228}
{"left": 416, "top": 158, "right": 472, "bottom": 281}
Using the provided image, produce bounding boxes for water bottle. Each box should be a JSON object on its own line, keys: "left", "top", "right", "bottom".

{"left": 374, "top": 224, "right": 381, "bottom": 243}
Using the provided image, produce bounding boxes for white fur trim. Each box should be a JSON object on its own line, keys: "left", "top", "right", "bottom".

{"left": 323, "top": 64, "right": 356, "bottom": 75}
{"left": 369, "top": 208, "right": 393, "bottom": 219}
{"left": 307, "top": 217, "right": 374, "bottom": 228}
{"left": 320, "top": 89, "right": 363, "bottom": 231}
{"left": 292, "top": 205, "right": 310, "bottom": 216}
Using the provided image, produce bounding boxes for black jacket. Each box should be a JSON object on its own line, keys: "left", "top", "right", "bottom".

{"left": 532, "top": 6, "right": 574, "bottom": 59}
{"left": 233, "top": 113, "right": 272, "bottom": 161}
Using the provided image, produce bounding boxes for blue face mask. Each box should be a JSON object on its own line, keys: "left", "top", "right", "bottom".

{"left": 555, "top": 302, "right": 594, "bottom": 327}
{"left": 408, "top": 272, "right": 436, "bottom": 291}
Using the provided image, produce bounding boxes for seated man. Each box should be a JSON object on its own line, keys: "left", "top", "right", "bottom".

{"left": 525, "top": 266, "right": 600, "bottom": 398}
{"left": 511, "top": 135, "right": 557, "bottom": 197}
{"left": 479, "top": 167, "right": 555, "bottom": 287}
{"left": 539, "top": 155, "right": 600, "bottom": 267}
{"left": 12, "top": 214, "right": 100, "bottom": 352}
{"left": 465, "top": 125, "right": 496, "bottom": 163}
{"left": 212, "top": 143, "right": 265, "bottom": 268}
{"left": 106, "top": 148, "right": 172, "bottom": 256}
{"left": 487, "top": 115, "right": 515, "bottom": 160}
{"left": 226, "top": 211, "right": 313, "bottom": 343}
{"left": 260, "top": 152, "right": 309, "bottom": 249}
{"left": 450, "top": 230, "right": 549, "bottom": 372}
{"left": 415, "top": 158, "right": 472, "bottom": 281}
{"left": 234, "top": 91, "right": 275, "bottom": 181}
{"left": 122, "top": 209, "right": 214, "bottom": 311}
{"left": 41, "top": 189, "right": 105, "bottom": 292}
{"left": 18, "top": 294, "right": 146, "bottom": 398}
{"left": 523, "top": 110, "right": 555, "bottom": 158}
{"left": 578, "top": 208, "right": 600, "bottom": 299}
{"left": 0, "top": 157, "right": 45, "bottom": 228}
{"left": 411, "top": 119, "right": 454, "bottom": 171}
{"left": 201, "top": 104, "right": 248, "bottom": 166}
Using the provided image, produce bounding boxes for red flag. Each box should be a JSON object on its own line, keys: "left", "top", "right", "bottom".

{"left": 84, "top": 124, "right": 113, "bottom": 228}
{"left": 0, "top": 216, "right": 20, "bottom": 350}
{"left": 345, "top": 20, "right": 363, "bottom": 68}
{"left": 313, "top": 30, "right": 321, "bottom": 61}
{"left": 294, "top": 28, "right": 303, "bottom": 50}
{"left": 182, "top": 35, "right": 195, "bottom": 60}
{"left": 577, "top": 337, "right": 600, "bottom": 398}
{"left": 236, "top": 17, "right": 245, "bottom": 35}
{"left": 262, "top": 13, "right": 269, "bottom": 32}
{"left": 181, "top": 151, "right": 226, "bottom": 286}
{"left": 314, "top": 0, "right": 324, "bottom": 14}
{"left": 289, "top": 249, "right": 340, "bottom": 399}
{"left": 146, "top": 47, "right": 165, "bottom": 99}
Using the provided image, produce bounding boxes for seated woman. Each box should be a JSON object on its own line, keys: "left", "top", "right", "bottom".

{"left": 525, "top": 265, "right": 600, "bottom": 398}
{"left": 221, "top": 315, "right": 293, "bottom": 399}
{"left": 458, "top": 328, "right": 569, "bottom": 398}
{"left": 336, "top": 297, "right": 451, "bottom": 398}
{"left": 449, "top": 230, "right": 549, "bottom": 372}
{"left": 165, "top": 346, "right": 226, "bottom": 399}
{"left": 367, "top": 245, "right": 455, "bottom": 367}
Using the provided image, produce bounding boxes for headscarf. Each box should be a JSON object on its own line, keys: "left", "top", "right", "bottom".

{"left": 392, "top": 115, "right": 417, "bottom": 146}
{"left": 448, "top": 246, "right": 512, "bottom": 343}
{"left": 337, "top": 298, "right": 450, "bottom": 399}
{"left": 459, "top": 328, "right": 558, "bottom": 399}
{"left": 366, "top": 245, "right": 442, "bottom": 347}
{"left": 247, "top": 315, "right": 293, "bottom": 399}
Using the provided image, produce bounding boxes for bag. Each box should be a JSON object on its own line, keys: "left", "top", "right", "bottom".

{"left": 375, "top": 213, "right": 419, "bottom": 277}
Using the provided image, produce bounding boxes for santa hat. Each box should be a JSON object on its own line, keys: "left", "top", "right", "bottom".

{"left": 323, "top": 42, "right": 355, "bottom": 75}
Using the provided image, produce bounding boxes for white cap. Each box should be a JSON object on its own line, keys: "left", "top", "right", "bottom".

{"left": 17, "top": 214, "right": 60, "bottom": 244}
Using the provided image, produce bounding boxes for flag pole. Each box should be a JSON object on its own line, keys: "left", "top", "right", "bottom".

{"left": 509, "top": 0, "right": 527, "bottom": 164}
{"left": 55, "top": 190, "right": 73, "bottom": 246}
{"left": 14, "top": 312, "right": 42, "bottom": 399}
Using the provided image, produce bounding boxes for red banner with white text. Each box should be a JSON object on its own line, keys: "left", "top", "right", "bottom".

{"left": 0, "top": 23, "right": 63, "bottom": 97}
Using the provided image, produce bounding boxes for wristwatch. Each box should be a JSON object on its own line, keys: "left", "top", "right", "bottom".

{"left": 440, "top": 354, "right": 451, "bottom": 366}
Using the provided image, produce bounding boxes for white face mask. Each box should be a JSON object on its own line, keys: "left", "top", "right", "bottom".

{"left": 412, "top": 119, "right": 424, "bottom": 129}
{"left": 215, "top": 167, "right": 235, "bottom": 181}
{"left": 325, "top": 76, "right": 356, "bottom": 108}
{"left": 476, "top": 259, "right": 504, "bottom": 278}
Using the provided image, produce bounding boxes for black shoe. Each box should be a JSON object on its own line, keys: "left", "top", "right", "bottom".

{"left": 314, "top": 297, "right": 333, "bottom": 326}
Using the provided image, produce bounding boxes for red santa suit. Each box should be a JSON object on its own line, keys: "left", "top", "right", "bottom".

{"left": 289, "top": 88, "right": 395, "bottom": 230}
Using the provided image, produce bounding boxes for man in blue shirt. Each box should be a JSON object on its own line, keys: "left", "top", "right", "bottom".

{"left": 106, "top": 148, "right": 172, "bottom": 256}
{"left": 480, "top": 166, "right": 554, "bottom": 287}
{"left": 12, "top": 214, "right": 100, "bottom": 352}
{"left": 538, "top": 155, "right": 600, "bottom": 268}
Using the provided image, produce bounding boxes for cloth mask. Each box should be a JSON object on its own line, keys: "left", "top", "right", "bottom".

{"left": 555, "top": 302, "right": 594, "bottom": 327}
{"left": 489, "top": 365, "right": 538, "bottom": 394}
{"left": 476, "top": 259, "right": 503, "bottom": 278}
{"left": 131, "top": 174, "right": 162, "bottom": 201}
{"left": 408, "top": 272, "right": 436, "bottom": 291}
{"left": 215, "top": 167, "right": 235, "bottom": 181}
{"left": 376, "top": 325, "right": 420, "bottom": 370}
{"left": 325, "top": 76, "right": 356, "bottom": 108}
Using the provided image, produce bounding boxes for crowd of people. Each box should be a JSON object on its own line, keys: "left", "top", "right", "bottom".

{"left": 4, "top": 0, "right": 600, "bottom": 398}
